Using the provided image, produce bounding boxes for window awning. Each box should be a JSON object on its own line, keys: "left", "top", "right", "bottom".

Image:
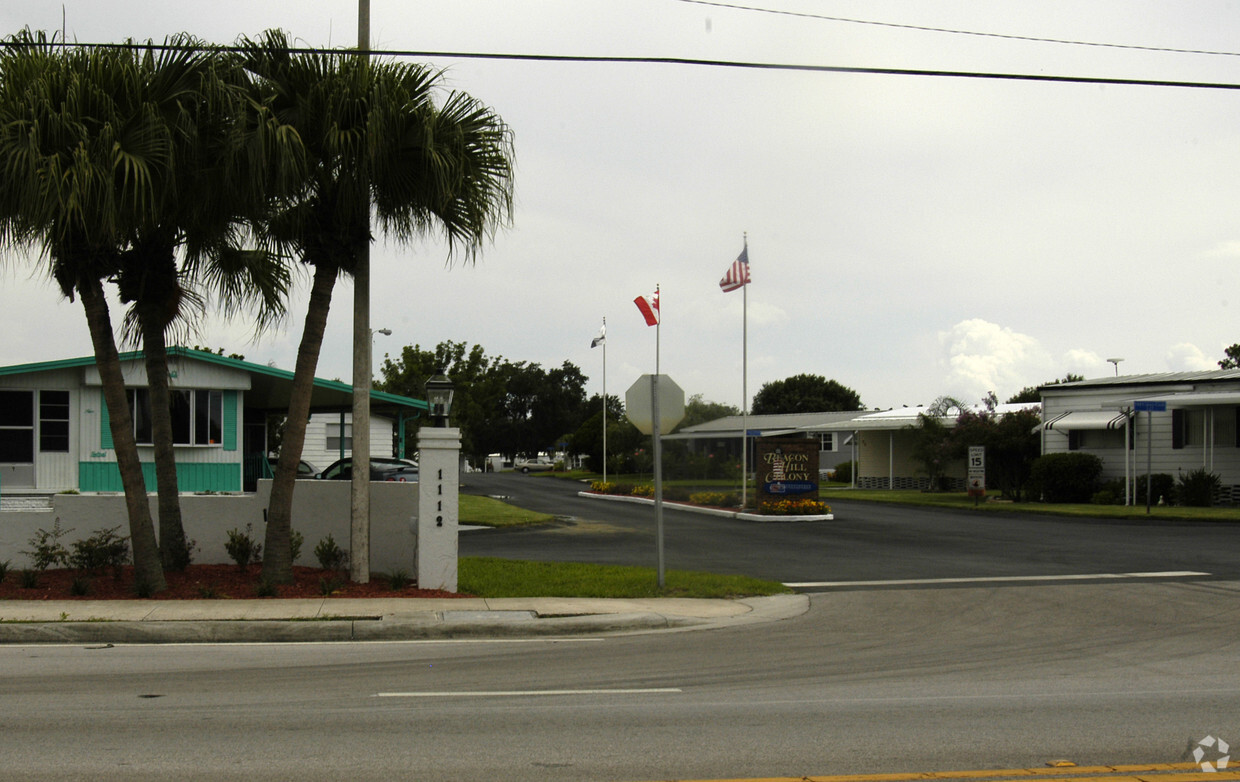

{"left": 1042, "top": 411, "right": 1129, "bottom": 431}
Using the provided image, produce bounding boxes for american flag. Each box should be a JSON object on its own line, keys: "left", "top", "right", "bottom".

{"left": 719, "top": 245, "right": 750, "bottom": 292}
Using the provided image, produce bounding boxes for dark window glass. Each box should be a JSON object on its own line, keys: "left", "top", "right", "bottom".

{"left": 0, "top": 390, "right": 33, "bottom": 426}
{"left": 0, "top": 429, "right": 33, "bottom": 461}
{"left": 129, "top": 388, "right": 153, "bottom": 444}
{"left": 170, "top": 390, "right": 192, "bottom": 445}
{"left": 195, "top": 390, "right": 222, "bottom": 445}
{"left": 39, "top": 390, "right": 70, "bottom": 452}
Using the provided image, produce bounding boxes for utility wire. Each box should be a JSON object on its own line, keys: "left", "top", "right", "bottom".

{"left": 4, "top": 39, "right": 1240, "bottom": 91}
{"left": 675, "top": 0, "right": 1240, "bottom": 58}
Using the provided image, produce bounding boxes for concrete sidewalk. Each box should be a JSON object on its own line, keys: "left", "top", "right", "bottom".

{"left": 0, "top": 594, "right": 810, "bottom": 644}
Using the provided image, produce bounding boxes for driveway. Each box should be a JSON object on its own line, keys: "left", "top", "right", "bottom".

{"left": 460, "top": 472, "right": 1240, "bottom": 584}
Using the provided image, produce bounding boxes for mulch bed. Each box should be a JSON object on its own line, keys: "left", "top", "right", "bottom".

{"left": 0, "top": 563, "right": 470, "bottom": 601}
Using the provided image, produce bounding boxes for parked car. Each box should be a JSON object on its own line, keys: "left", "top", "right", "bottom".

{"left": 514, "top": 457, "right": 554, "bottom": 473}
{"left": 316, "top": 457, "right": 419, "bottom": 482}
{"left": 268, "top": 458, "right": 320, "bottom": 479}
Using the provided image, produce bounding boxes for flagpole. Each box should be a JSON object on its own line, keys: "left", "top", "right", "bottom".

{"left": 601, "top": 317, "right": 607, "bottom": 485}
{"left": 741, "top": 234, "right": 749, "bottom": 510}
{"left": 653, "top": 285, "right": 664, "bottom": 588}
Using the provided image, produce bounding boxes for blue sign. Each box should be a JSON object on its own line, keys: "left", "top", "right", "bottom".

{"left": 764, "top": 480, "right": 818, "bottom": 495}
{"left": 1134, "top": 400, "right": 1167, "bottom": 412}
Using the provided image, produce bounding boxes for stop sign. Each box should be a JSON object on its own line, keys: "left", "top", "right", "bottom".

{"left": 625, "top": 374, "right": 685, "bottom": 435}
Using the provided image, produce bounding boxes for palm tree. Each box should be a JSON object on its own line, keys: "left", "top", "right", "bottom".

{"left": 238, "top": 31, "right": 514, "bottom": 584}
{"left": 108, "top": 40, "right": 297, "bottom": 572}
{"left": 0, "top": 32, "right": 170, "bottom": 590}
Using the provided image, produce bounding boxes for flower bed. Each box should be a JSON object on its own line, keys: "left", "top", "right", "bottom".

{"left": 588, "top": 482, "right": 830, "bottom": 516}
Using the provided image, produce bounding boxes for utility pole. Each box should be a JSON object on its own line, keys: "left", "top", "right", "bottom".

{"left": 350, "top": 0, "right": 372, "bottom": 583}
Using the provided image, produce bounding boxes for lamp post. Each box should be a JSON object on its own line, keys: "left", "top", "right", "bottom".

{"left": 425, "top": 373, "right": 454, "bottom": 427}
{"left": 417, "top": 371, "right": 460, "bottom": 591}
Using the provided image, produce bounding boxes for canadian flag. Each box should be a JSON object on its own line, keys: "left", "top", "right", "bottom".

{"left": 633, "top": 288, "right": 659, "bottom": 327}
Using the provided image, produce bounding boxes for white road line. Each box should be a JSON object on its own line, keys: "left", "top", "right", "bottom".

{"left": 785, "top": 570, "right": 1211, "bottom": 588}
{"left": 375, "top": 688, "right": 682, "bottom": 698}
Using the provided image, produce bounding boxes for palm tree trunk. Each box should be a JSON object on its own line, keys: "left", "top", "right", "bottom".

{"left": 263, "top": 261, "right": 338, "bottom": 584}
{"left": 78, "top": 280, "right": 167, "bottom": 593}
{"left": 142, "top": 323, "right": 190, "bottom": 571}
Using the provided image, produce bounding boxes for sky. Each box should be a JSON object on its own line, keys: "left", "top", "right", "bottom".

{"left": 3, "top": 1, "right": 1240, "bottom": 412}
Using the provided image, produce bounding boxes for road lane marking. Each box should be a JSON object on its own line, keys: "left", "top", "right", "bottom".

{"left": 375, "top": 687, "right": 681, "bottom": 698}
{"left": 785, "top": 571, "right": 1210, "bottom": 588}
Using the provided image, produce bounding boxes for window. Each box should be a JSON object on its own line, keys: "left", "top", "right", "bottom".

{"left": 0, "top": 389, "right": 34, "bottom": 462}
{"left": 39, "top": 390, "right": 70, "bottom": 452}
{"left": 1069, "top": 428, "right": 1125, "bottom": 450}
{"left": 327, "top": 422, "right": 352, "bottom": 452}
{"left": 818, "top": 433, "right": 835, "bottom": 452}
{"left": 1212, "top": 407, "right": 1236, "bottom": 448}
{"left": 127, "top": 388, "right": 222, "bottom": 446}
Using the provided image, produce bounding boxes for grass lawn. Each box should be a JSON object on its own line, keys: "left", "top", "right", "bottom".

{"left": 459, "top": 557, "right": 791, "bottom": 598}
{"left": 459, "top": 494, "right": 554, "bottom": 528}
{"left": 819, "top": 487, "right": 1240, "bottom": 521}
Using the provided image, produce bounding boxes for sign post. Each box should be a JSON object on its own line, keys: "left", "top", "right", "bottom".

{"left": 967, "top": 445, "right": 985, "bottom": 505}
{"left": 626, "top": 375, "right": 685, "bottom": 587}
{"left": 1134, "top": 400, "right": 1166, "bottom": 514}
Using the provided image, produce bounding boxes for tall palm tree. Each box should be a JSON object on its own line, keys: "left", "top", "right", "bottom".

{"left": 0, "top": 32, "right": 171, "bottom": 590}
{"left": 109, "top": 40, "right": 297, "bottom": 572}
{"left": 239, "top": 31, "right": 514, "bottom": 584}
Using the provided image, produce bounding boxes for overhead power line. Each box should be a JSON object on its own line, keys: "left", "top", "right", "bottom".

{"left": 675, "top": 0, "right": 1240, "bottom": 59}
{"left": 5, "top": 39, "right": 1240, "bottom": 91}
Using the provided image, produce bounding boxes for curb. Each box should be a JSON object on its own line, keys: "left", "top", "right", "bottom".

{"left": 577, "top": 491, "right": 834, "bottom": 521}
{"left": 0, "top": 611, "right": 704, "bottom": 645}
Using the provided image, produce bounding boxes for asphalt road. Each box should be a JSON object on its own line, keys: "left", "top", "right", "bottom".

{"left": 2, "top": 580, "right": 1237, "bottom": 780}
{"left": 460, "top": 472, "right": 1240, "bottom": 583}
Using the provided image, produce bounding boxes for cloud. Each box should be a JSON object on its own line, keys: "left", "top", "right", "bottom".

{"left": 1165, "top": 343, "right": 1217, "bottom": 372}
{"left": 939, "top": 319, "right": 1054, "bottom": 402}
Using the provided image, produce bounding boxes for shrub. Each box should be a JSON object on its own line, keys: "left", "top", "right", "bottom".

{"left": 630, "top": 484, "right": 655, "bottom": 497}
{"left": 290, "top": 530, "right": 305, "bottom": 565}
{"left": 832, "top": 460, "right": 856, "bottom": 484}
{"left": 224, "top": 523, "right": 263, "bottom": 571}
{"left": 1178, "top": 468, "right": 1221, "bottom": 507}
{"left": 68, "top": 526, "right": 130, "bottom": 575}
{"left": 319, "top": 575, "right": 345, "bottom": 595}
{"left": 387, "top": 569, "right": 411, "bottom": 590}
{"left": 759, "top": 498, "right": 831, "bottom": 516}
{"left": 69, "top": 576, "right": 91, "bottom": 596}
{"left": 1090, "top": 489, "right": 1117, "bottom": 505}
{"left": 1028, "top": 453, "right": 1103, "bottom": 503}
{"left": 1134, "top": 473, "right": 1176, "bottom": 506}
{"left": 19, "top": 569, "right": 39, "bottom": 589}
{"left": 589, "top": 480, "right": 617, "bottom": 494}
{"left": 0, "top": 560, "right": 9, "bottom": 582}
{"left": 663, "top": 486, "right": 691, "bottom": 502}
{"left": 254, "top": 579, "right": 279, "bottom": 597}
{"left": 24, "top": 519, "right": 72, "bottom": 571}
{"left": 689, "top": 491, "right": 739, "bottom": 507}
{"left": 314, "top": 534, "right": 348, "bottom": 572}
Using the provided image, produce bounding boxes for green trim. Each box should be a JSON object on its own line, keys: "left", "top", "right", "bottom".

{"left": 99, "top": 393, "right": 113, "bottom": 449}
{"left": 0, "top": 347, "right": 428, "bottom": 412}
{"left": 223, "top": 390, "right": 238, "bottom": 451}
{"left": 79, "top": 461, "right": 241, "bottom": 492}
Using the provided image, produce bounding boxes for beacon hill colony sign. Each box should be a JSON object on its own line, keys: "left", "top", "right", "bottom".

{"left": 756, "top": 437, "right": 820, "bottom": 503}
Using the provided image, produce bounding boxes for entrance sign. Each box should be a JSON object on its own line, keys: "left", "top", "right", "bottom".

{"left": 755, "top": 438, "right": 819, "bottom": 504}
{"left": 1134, "top": 400, "right": 1166, "bottom": 412}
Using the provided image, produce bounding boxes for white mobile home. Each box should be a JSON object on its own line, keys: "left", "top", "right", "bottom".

{"left": 1040, "top": 370, "right": 1240, "bottom": 504}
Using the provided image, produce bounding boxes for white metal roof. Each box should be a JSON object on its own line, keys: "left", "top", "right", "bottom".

{"left": 1132, "top": 391, "right": 1240, "bottom": 407}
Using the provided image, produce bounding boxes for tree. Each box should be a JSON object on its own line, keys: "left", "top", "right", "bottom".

{"left": 1006, "top": 374, "right": 1084, "bottom": 404}
{"left": 0, "top": 32, "right": 171, "bottom": 589}
{"left": 672, "top": 394, "right": 740, "bottom": 433}
{"left": 751, "top": 374, "right": 863, "bottom": 415}
{"left": 241, "top": 31, "right": 515, "bottom": 585}
{"left": 1220, "top": 344, "right": 1240, "bottom": 370}
{"left": 569, "top": 395, "right": 642, "bottom": 474}
{"left": 109, "top": 39, "right": 294, "bottom": 572}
